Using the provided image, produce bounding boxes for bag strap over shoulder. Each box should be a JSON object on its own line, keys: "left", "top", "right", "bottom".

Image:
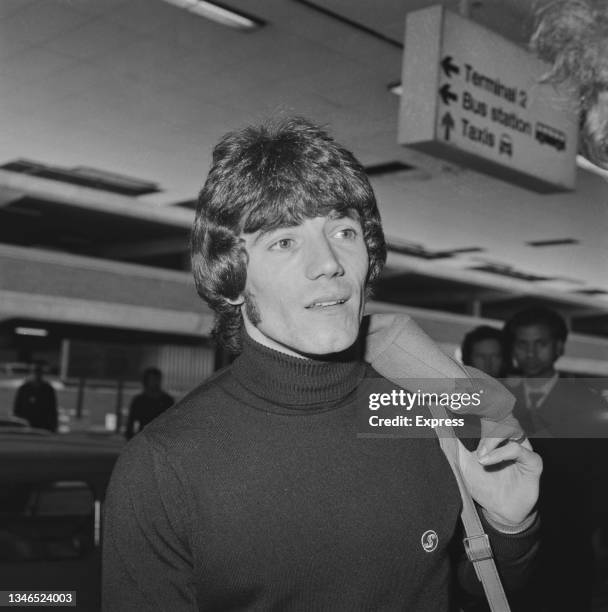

{"left": 429, "top": 403, "right": 511, "bottom": 612}
{"left": 364, "top": 313, "right": 513, "bottom": 610}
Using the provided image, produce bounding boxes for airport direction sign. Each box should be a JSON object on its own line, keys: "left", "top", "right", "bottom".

{"left": 398, "top": 5, "right": 579, "bottom": 192}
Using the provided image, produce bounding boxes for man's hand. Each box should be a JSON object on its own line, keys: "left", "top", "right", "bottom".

{"left": 458, "top": 438, "right": 542, "bottom": 527}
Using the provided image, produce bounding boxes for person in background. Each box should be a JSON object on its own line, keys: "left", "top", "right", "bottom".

{"left": 13, "top": 360, "right": 57, "bottom": 432}
{"left": 457, "top": 325, "right": 509, "bottom": 444}
{"left": 461, "top": 325, "right": 508, "bottom": 379}
{"left": 504, "top": 306, "right": 606, "bottom": 438}
{"left": 504, "top": 306, "right": 608, "bottom": 612}
{"left": 125, "top": 367, "right": 174, "bottom": 440}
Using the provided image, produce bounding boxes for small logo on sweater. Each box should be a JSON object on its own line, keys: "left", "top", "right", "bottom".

{"left": 421, "top": 530, "right": 438, "bottom": 552}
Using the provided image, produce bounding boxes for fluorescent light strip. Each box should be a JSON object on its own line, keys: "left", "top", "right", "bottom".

{"left": 15, "top": 326, "right": 48, "bottom": 337}
{"left": 163, "top": 0, "right": 261, "bottom": 30}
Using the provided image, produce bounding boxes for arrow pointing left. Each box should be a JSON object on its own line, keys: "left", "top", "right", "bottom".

{"left": 439, "top": 83, "right": 458, "bottom": 106}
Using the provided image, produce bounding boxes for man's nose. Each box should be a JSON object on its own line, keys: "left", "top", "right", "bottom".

{"left": 305, "top": 235, "right": 344, "bottom": 279}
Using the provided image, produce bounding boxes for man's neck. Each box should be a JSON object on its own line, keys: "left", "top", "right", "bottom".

{"left": 523, "top": 371, "right": 558, "bottom": 393}
{"left": 231, "top": 333, "right": 365, "bottom": 410}
{"left": 241, "top": 324, "right": 359, "bottom": 362}
{"left": 523, "top": 369, "right": 557, "bottom": 389}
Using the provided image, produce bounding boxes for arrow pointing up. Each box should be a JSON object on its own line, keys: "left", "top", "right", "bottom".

{"left": 440, "top": 56, "right": 460, "bottom": 78}
{"left": 441, "top": 112, "right": 455, "bottom": 141}
{"left": 439, "top": 83, "right": 458, "bottom": 105}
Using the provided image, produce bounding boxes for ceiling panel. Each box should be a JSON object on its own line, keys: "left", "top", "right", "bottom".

{"left": 0, "top": 0, "right": 94, "bottom": 46}
{"left": 44, "top": 17, "right": 136, "bottom": 60}
{"left": 0, "top": 0, "right": 606, "bottom": 313}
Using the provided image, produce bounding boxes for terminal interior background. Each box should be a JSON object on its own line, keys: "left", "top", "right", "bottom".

{"left": 0, "top": 0, "right": 607, "bottom": 608}
{"left": 1, "top": 0, "right": 607, "bottom": 429}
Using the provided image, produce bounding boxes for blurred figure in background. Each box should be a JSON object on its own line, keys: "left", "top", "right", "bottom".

{"left": 13, "top": 360, "right": 57, "bottom": 432}
{"left": 504, "top": 307, "right": 606, "bottom": 436}
{"left": 504, "top": 306, "right": 608, "bottom": 612}
{"left": 458, "top": 326, "right": 509, "bottom": 442}
{"left": 461, "top": 325, "right": 508, "bottom": 379}
{"left": 125, "top": 367, "right": 173, "bottom": 440}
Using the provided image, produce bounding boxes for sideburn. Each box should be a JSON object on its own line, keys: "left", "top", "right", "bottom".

{"left": 244, "top": 291, "right": 262, "bottom": 326}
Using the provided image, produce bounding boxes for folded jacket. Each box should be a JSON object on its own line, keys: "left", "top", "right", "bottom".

{"left": 363, "top": 313, "right": 523, "bottom": 441}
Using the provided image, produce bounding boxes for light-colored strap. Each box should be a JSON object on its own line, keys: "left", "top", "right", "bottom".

{"left": 430, "top": 403, "right": 511, "bottom": 612}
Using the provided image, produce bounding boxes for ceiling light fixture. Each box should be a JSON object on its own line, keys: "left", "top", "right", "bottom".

{"left": 387, "top": 81, "right": 402, "bottom": 96}
{"left": 15, "top": 326, "right": 49, "bottom": 337}
{"left": 162, "top": 0, "right": 264, "bottom": 30}
{"left": 526, "top": 238, "right": 579, "bottom": 247}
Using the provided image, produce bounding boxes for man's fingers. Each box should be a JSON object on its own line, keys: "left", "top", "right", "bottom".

{"left": 477, "top": 433, "right": 528, "bottom": 456}
{"left": 477, "top": 439, "right": 541, "bottom": 470}
{"left": 477, "top": 436, "right": 507, "bottom": 455}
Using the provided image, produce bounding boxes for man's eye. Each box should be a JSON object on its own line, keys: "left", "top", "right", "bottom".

{"left": 269, "top": 238, "right": 294, "bottom": 250}
{"left": 335, "top": 228, "right": 358, "bottom": 240}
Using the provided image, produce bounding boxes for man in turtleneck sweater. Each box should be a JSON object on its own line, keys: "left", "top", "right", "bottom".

{"left": 102, "top": 117, "right": 541, "bottom": 611}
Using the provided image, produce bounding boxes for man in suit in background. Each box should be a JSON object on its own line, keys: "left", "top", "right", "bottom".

{"left": 504, "top": 306, "right": 608, "bottom": 612}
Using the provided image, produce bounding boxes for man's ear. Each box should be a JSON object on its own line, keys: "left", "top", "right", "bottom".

{"left": 555, "top": 339, "right": 565, "bottom": 358}
{"left": 226, "top": 295, "right": 244, "bottom": 306}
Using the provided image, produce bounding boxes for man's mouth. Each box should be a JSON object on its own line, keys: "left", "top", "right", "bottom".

{"left": 522, "top": 361, "right": 543, "bottom": 373}
{"left": 306, "top": 297, "right": 349, "bottom": 309}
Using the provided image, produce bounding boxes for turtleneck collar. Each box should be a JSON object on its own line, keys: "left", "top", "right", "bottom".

{"left": 230, "top": 332, "right": 366, "bottom": 410}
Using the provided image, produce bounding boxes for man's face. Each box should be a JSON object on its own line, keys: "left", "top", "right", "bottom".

{"left": 469, "top": 339, "right": 504, "bottom": 378}
{"left": 144, "top": 374, "right": 161, "bottom": 393}
{"left": 512, "top": 324, "right": 563, "bottom": 378}
{"left": 239, "top": 213, "right": 369, "bottom": 357}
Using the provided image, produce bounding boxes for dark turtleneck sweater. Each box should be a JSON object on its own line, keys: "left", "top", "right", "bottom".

{"left": 102, "top": 336, "right": 538, "bottom": 611}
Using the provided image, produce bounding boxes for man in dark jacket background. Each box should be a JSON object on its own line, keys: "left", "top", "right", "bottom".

{"left": 13, "top": 360, "right": 57, "bottom": 432}
{"left": 125, "top": 367, "right": 174, "bottom": 440}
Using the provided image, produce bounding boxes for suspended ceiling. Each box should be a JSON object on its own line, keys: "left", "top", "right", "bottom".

{"left": 0, "top": 0, "right": 606, "bottom": 322}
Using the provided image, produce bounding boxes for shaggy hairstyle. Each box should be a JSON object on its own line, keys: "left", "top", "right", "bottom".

{"left": 503, "top": 307, "right": 569, "bottom": 351}
{"left": 461, "top": 325, "right": 508, "bottom": 372}
{"left": 191, "top": 117, "right": 386, "bottom": 354}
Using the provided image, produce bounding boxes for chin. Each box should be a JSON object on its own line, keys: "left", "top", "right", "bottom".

{"left": 303, "top": 329, "right": 358, "bottom": 356}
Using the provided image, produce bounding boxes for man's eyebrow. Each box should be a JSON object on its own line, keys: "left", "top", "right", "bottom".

{"left": 249, "top": 224, "right": 297, "bottom": 245}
